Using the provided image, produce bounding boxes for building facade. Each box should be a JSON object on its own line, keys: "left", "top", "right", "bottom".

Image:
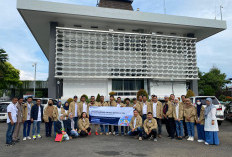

{"left": 17, "top": 0, "right": 226, "bottom": 100}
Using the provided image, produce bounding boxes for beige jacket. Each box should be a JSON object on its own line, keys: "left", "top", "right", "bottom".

{"left": 129, "top": 115, "right": 142, "bottom": 130}
{"left": 140, "top": 101, "right": 152, "bottom": 116}
{"left": 143, "top": 118, "right": 158, "bottom": 133}
{"left": 22, "top": 102, "right": 34, "bottom": 121}
{"left": 78, "top": 118, "right": 90, "bottom": 131}
{"left": 173, "top": 103, "right": 184, "bottom": 120}
{"left": 163, "top": 101, "right": 173, "bottom": 118}
{"left": 78, "top": 101, "right": 89, "bottom": 117}
{"left": 69, "top": 101, "right": 79, "bottom": 117}
{"left": 16, "top": 102, "right": 23, "bottom": 123}
{"left": 184, "top": 105, "right": 196, "bottom": 122}
{"left": 43, "top": 105, "right": 58, "bottom": 122}
{"left": 61, "top": 108, "right": 69, "bottom": 119}
{"left": 99, "top": 101, "right": 109, "bottom": 106}
{"left": 148, "top": 101, "right": 163, "bottom": 118}
{"left": 195, "top": 106, "right": 205, "bottom": 125}
{"left": 108, "top": 100, "right": 117, "bottom": 106}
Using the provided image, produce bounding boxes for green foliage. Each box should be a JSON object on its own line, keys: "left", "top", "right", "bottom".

{"left": 186, "top": 89, "right": 195, "bottom": 98}
{"left": 96, "top": 93, "right": 101, "bottom": 102}
{"left": 0, "top": 49, "right": 8, "bottom": 79}
{"left": 35, "top": 91, "right": 44, "bottom": 98}
{"left": 81, "top": 94, "right": 90, "bottom": 103}
{"left": 136, "top": 89, "right": 148, "bottom": 100}
{"left": 198, "top": 67, "right": 230, "bottom": 96}
{"left": 67, "top": 98, "right": 73, "bottom": 104}
{"left": 0, "top": 62, "right": 22, "bottom": 90}
{"left": 109, "top": 91, "right": 116, "bottom": 96}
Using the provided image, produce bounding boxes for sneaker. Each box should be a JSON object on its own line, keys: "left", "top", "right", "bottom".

{"left": 154, "top": 138, "right": 158, "bottom": 142}
{"left": 106, "top": 133, "right": 109, "bottom": 136}
{"left": 95, "top": 132, "right": 99, "bottom": 136}
{"left": 190, "top": 137, "right": 194, "bottom": 141}
{"left": 33, "top": 135, "right": 36, "bottom": 140}
{"left": 27, "top": 136, "right": 31, "bottom": 140}
{"left": 112, "top": 132, "right": 116, "bottom": 136}
{"left": 158, "top": 134, "right": 162, "bottom": 138}
{"left": 23, "top": 137, "right": 27, "bottom": 141}
{"left": 6, "top": 144, "right": 13, "bottom": 147}
{"left": 109, "top": 132, "right": 112, "bottom": 135}
{"left": 149, "top": 135, "right": 154, "bottom": 140}
{"left": 197, "top": 139, "right": 204, "bottom": 143}
{"left": 100, "top": 132, "right": 103, "bottom": 135}
{"left": 139, "top": 137, "right": 142, "bottom": 141}
{"left": 37, "top": 134, "right": 42, "bottom": 138}
{"left": 187, "top": 137, "right": 191, "bottom": 141}
{"left": 205, "top": 142, "right": 209, "bottom": 145}
{"left": 88, "top": 132, "right": 91, "bottom": 136}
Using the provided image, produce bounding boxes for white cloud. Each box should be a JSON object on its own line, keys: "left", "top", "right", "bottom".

{"left": 20, "top": 70, "right": 48, "bottom": 81}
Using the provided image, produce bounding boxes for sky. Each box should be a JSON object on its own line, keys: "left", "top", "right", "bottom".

{"left": 0, "top": 0, "right": 231, "bottom": 80}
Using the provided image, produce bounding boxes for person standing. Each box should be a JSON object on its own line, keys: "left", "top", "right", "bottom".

{"left": 140, "top": 96, "right": 151, "bottom": 122}
{"left": 149, "top": 95, "right": 163, "bottom": 138}
{"left": 31, "top": 99, "right": 43, "bottom": 140}
{"left": 78, "top": 112, "right": 91, "bottom": 137}
{"left": 69, "top": 96, "right": 79, "bottom": 130}
{"left": 143, "top": 112, "right": 158, "bottom": 142}
{"left": 108, "top": 95, "right": 117, "bottom": 135}
{"left": 88, "top": 96, "right": 100, "bottom": 135}
{"left": 99, "top": 96, "right": 109, "bottom": 135}
{"left": 173, "top": 98, "right": 184, "bottom": 140}
{"left": 22, "top": 97, "right": 34, "bottom": 141}
{"left": 128, "top": 110, "right": 143, "bottom": 141}
{"left": 78, "top": 96, "right": 89, "bottom": 118}
{"left": 132, "top": 98, "right": 141, "bottom": 115}
{"left": 12, "top": 97, "right": 23, "bottom": 142}
{"left": 163, "top": 95, "right": 175, "bottom": 139}
{"left": 43, "top": 100, "right": 58, "bottom": 137}
{"left": 56, "top": 101, "right": 62, "bottom": 116}
{"left": 137, "top": 95, "right": 143, "bottom": 106}
{"left": 113, "top": 97, "right": 125, "bottom": 136}
{"left": 184, "top": 98, "right": 196, "bottom": 141}
{"left": 181, "top": 95, "right": 188, "bottom": 138}
{"left": 195, "top": 99, "right": 205, "bottom": 143}
{"left": 6, "top": 97, "right": 18, "bottom": 146}
{"left": 62, "top": 102, "right": 69, "bottom": 135}
{"left": 204, "top": 98, "right": 219, "bottom": 145}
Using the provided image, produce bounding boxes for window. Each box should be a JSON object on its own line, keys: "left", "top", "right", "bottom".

{"left": 112, "top": 79, "right": 144, "bottom": 91}
{"left": 112, "top": 80, "right": 123, "bottom": 90}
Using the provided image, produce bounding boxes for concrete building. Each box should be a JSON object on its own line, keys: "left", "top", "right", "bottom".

{"left": 17, "top": 0, "right": 226, "bottom": 100}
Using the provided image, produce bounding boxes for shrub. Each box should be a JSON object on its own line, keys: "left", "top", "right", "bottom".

{"left": 109, "top": 91, "right": 116, "bottom": 96}
{"left": 96, "top": 93, "right": 101, "bottom": 102}
{"left": 67, "top": 98, "right": 73, "bottom": 104}
{"left": 186, "top": 89, "right": 195, "bottom": 98}
{"left": 137, "top": 89, "right": 148, "bottom": 100}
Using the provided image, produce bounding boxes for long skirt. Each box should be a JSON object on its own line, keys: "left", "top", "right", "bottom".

{"left": 205, "top": 131, "right": 219, "bottom": 145}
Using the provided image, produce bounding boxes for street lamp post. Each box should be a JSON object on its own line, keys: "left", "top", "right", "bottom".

{"left": 32, "top": 63, "right": 37, "bottom": 97}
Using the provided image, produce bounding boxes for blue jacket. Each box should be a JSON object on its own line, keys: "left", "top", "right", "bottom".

{"left": 31, "top": 105, "right": 43, "bottom": 121}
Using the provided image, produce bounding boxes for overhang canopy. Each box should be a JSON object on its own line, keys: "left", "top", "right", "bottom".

{"left": 17, "top": 0, "right": 227, "bottom": 60}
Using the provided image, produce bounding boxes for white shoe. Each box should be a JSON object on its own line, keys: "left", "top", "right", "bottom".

{"left": 23, "top": 137, "right": 27, "bottom": 141}
{"left": 190, "top": 137, "right": 194, "bottom": 141}
{"left": 139, "top": 137, "right": 142, "bottom": 141}
{"left": 154, "top": 138, "right": 157, "bottom": 142}
{"left": 205, "top": 142, "right": 209, "bottom": 145}
{"left": 187, "top": 137, "right": 191, "bottom": 141}
{"left": 112, "top": 132, "right": 116, "bottom": 136}
{"left": 27, "top": 136, "right": 31, "bottom": 140}
{"left": 37, "top": 134, "right": 42, "bottom": 139}
{"left": 198, "top": 139, "right": 204, "bottom": 143}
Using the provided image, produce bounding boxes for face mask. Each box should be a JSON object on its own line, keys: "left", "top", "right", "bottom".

{"left": 49, "top": 103, "right": 52, "bottom": 106}
{"left": 197, "top": 102, "right": 201, "bottom": 105}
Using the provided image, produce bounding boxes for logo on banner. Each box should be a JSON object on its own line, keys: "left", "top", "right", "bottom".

{"left": 118, "top": 115, "right": 133, "bottom": 126}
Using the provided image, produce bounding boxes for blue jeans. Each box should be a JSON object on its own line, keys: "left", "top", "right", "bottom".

{"left": 196, "top": 124, "right": 205, "bottom": 140}
{"left": 128, "top": 127, "right": 143, "bottom": 137}
{"left": 175, "top": 120, "right": 183, "bottom": 137}
{"left": 32, "top": 121, "right": 41, "bottom": 136}
{"left": 53, "top": 121, "right": 56, "bottom": 137}
{"left": 70, "top": 130, "right": 79, "bottom": 138}
{"left": 186, "top": 122, "right": 195, "bottom": 137}
{"left": 6, "top": 123, "right": 15, "bottom": 144}
{"left": 23, "top": 120, "right": 31, "bottom": 137}
{"left": 100, "top": 125, "right": 109, "bottom": 133}
{"left": 142, "top": 114, "right": 147, "bottom": 122}
{"left": 74, "top": 117, "right": 78, "bottom": 130}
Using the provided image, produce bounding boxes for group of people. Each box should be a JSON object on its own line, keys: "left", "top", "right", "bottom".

{"left": 6, "top": 94, "right": 219, "bottom": 146}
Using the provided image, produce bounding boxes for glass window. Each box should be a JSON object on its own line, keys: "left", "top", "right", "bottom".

{"left": 124, "top": 80, "right": 135, "bottom": 90}
{"left": 112, "top": 80, "right": 123, "bottom": 90}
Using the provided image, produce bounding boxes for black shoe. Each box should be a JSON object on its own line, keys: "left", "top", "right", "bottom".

{"left": 6, "top": 144, "right": 12, "bottom": 147}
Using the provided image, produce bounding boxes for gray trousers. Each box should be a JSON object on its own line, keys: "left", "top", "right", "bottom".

{"left": 13, "top": 122, "right": 22, "bottom": 140}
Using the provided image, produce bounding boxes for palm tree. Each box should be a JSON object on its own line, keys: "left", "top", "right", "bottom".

{"left": 0, "top": 49, "right": 8, "bottom": 79}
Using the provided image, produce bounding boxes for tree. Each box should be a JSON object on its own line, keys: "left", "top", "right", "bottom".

{"left": 96, "top": 93, "right": 101, "bottom": 102}
{"left": 186, "top": 89, "right": 195, "bottom": 98}
{"left": 0, "top": 62, "right": 22, "bottom": 90}
{"left": 198, "top": 67, "right": 230, "bottom": 96}
{"left": 136, "top": 89, "right": 148, "bottom": 100}
{"left": 0, "top": 49, "right": 8, "bottom": 79}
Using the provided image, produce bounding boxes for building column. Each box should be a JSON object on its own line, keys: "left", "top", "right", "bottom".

{"left": 48, "top": 22, "right": 58, "bottom": 99}
{"left": 190, "top": 80, "right": 198, "bottom": 96}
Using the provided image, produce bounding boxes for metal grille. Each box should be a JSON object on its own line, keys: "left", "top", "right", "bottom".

{"left": 55, "top": 27, "right": 198, "bottom": 80}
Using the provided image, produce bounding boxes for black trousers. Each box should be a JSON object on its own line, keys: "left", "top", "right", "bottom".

{"left": 183, "top": 118, "right": 188, "bottom": 136}
{"left": 143, "top": 129, "right": 157, "bottom": 139}
{"left": 80, "top": 127, "right": 91, "bottom": 137}
{"left": 168, "top": 118, "right": 175, "bottom": 138}
{"left": 155, "top": 118, "right": 162, "bottom": 135}
{"left": 45, "top": 118, "right": 53, "bottom": 137}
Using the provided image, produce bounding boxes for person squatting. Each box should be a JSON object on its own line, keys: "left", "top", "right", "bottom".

{"left": 5, "top": 94, "right": 219, "bottom": 146}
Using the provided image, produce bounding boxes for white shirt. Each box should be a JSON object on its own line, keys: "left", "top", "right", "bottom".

{"left": 153, "top": 102, "right": 157, "bottom": 118}
{"left": 134, "top": 117, "right": 137, "bottom": 128}
{"left": 37, "top": 106, "right": 41, "bottom": 121}
{"left": 27, "top": 103, "right": 31, "bottom": 120}
{"left": 83, "top": 102, "right": 87, "bottom": 113}
{"left": 143, "top": 103, "right": 147, "bottom": 114}
{"left": 7, "top": 102, "right": 18, "bottom": 123}
{"left": 74, "top": 102, "right": 78, "bottom": 117}
{"left": 176, "top": 103, "right": 179, "bottom": 119}
{"left": 117, "top": 103, "right": 121, "bottom": 107}
{"left": 57, "top": 107, "right": 62, "bottom": 115}
{"left": 64, "top": 110, "right": 68, "bottom": 120}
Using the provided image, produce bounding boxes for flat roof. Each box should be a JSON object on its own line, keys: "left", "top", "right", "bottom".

{"left": 17, "top": 0, "right": 227, "bottom": 59}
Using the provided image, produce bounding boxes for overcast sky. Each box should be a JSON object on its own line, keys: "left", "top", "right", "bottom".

{"left": 0, "top": 0, "right": 231, "bottom": 80}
